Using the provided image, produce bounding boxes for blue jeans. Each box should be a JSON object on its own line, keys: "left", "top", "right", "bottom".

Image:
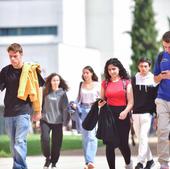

{"left": 80, "top": 104, "right": 98, "bottom": 164}
{"left": 5, "top": 114, "right": 30, "bottom": 169}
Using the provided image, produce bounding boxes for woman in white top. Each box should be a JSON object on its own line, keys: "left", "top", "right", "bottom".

{"left": 74, "top": 66, "right": 100, "bottom": 169}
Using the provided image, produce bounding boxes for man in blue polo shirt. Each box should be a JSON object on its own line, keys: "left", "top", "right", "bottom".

{"left": 154, "top": 31, "right": 170, "bottom": 169}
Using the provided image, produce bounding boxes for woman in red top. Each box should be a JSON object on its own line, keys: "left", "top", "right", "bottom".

{"left": 98, "top": 58, "right": 134, "bottom": 169}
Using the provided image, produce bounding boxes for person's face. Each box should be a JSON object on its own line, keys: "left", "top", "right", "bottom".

{"left": 163, "top": 41, "right": 170, "bottom": 54}
{"left": 107, "top": 64, "right": 119, "bottom": 78}
{"left": 138, "top": 62, "right": 150, "bottom": 76}
{"left": 51, "top": 75, "right": 60, "bottom": 90}
{"left": 82, "top": 69, "right": 93, "bottom": 81}
{"left": 8, "top": 51, "right": 23, "bottom": 69}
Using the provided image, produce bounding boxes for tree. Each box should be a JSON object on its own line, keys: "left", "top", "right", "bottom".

{"left": 130, "top": 0, "right": 159, "bottom": 75}
{"left": 168, "top": 16, "right": 170, "bottom": 29}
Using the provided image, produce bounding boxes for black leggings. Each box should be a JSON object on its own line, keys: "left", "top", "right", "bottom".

{"left": 106, "top": 106, "right": 131, "bottom": 169}
{"left": 40, "top": 120, "right": 63, "bottom": 164}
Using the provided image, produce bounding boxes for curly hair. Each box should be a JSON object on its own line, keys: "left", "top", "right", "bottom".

{"left": 82, "top": 66, "right": 98, "bottom": 81}
{"left": 44, "top": 73, "right": 69, "bottom": 95}
{"left": 104, "top": 58, "right": 130, "bottom": 81}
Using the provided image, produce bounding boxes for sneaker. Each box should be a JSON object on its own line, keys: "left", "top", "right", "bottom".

{"left": 135, "top": 162, "right": 143, "bottom": 169}
{"left": 160, "top": 164, "right": 169, "bottom": 169}
{"left": 43, "top": 167, "right": 49, "bottom": 169}
{"left": 51, "top": 167, "right": 57, "bottom": 169}
{"left": 144, "top": 160, "right": 155, "bottom": 169}
{"left": 43, "top": 158, "right": 51, "bottom": 169}
{"left": 87, "top": 162, "right": 95, "bottom": 169}
{"left": 51, "top": 163, "right": 57, "bottom": 169}
{"left": 43, "top": 166, "right": 49, "bottom": 169}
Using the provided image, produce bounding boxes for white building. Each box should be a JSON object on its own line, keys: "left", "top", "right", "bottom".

{"left": 0, "top": 0, "right": 170, "bottom": 104}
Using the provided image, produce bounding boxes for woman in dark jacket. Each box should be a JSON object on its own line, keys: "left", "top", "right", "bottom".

{"left": 98, "top": 58, "right": 134, "bottom": 169}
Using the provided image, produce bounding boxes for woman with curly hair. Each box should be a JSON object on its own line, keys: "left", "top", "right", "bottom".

{"left": 40, "top": 73, "right": 69, "bottom": 169}
{"left": 98, "top": 58, "right": 134, "bottom": 169}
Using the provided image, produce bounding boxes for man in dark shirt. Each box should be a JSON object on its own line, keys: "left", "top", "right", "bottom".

{"left": 132, "top": 58, "right": 157, "bottom": 169}
{"left": 0, "top": 43, "right": 44, "bottom": 169}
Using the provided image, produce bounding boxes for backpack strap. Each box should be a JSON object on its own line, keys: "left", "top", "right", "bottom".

{"left": 122, "top": 79, "right": 127, "bottom": 91}
{"left": 104, "top": 79, "right": 128, "bottom": 103}
{"left": 122, "top": 79, "right": 127, "bottom": 104}
{"left": 158, "top": 51, "right": 164, "bottom": 65}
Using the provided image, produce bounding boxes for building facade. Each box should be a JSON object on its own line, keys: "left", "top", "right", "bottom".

{"left": 0, "top": 0, "right": 170, "bottom": 105}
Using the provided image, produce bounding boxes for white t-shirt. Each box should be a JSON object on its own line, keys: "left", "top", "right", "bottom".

{"left": 79, "top": 81, "right": 100, "bottom": 104}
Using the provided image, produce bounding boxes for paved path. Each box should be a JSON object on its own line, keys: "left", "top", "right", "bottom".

{"left": 0, "top": 136, "right": 164, "bottom": 169}
{"left": 0, "top": 155, "right": 159, "bottom": 169}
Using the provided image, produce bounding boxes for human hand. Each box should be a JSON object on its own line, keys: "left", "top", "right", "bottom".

{"left": 35, "top": 121, "right": 40, "bottom": 128}
{"left": 71, "top": 103, "right": 77, "bottom": 110}
{"left": 119, "top": 111, "right": 128, "bottom": 120}
{"left": 153, "top": 117, "right": 157, "bottom": 130}
{"left": 98, "top": 99, "right": 106, "bottom": 108}
{"left": 32, "top": 112, "right": 42, "bottom": 121}
{"left": 63, "top": 126, "right": 67, "bottom": 131}
{"left": 161, "top": 70, "right": 170, "bottom": 79}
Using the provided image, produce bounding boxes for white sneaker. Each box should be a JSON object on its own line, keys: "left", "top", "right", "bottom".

{"left": 43, "top": 167, "right": 49, "bottom": 169}
{"left": 51, "top": 167, "right": 57, "bottom": 169}
{"left": 51, "top": 164, "right": 57, "bottom": 169}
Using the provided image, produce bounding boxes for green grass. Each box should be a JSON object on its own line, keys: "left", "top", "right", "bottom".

{"left": 0, "top": 134, "right": 103, "bottom": 157}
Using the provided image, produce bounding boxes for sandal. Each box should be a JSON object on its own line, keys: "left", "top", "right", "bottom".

{"left": 88, "top": 162, "right": 95, "bottom": 169}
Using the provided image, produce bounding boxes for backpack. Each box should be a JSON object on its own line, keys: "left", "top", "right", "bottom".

{"left": 157, "top": 51, "right": 164, "bottom": 65}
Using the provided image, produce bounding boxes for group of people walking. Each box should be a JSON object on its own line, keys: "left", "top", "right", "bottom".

{"left": 0, "top": 31, "right": 170, "bottom": 169}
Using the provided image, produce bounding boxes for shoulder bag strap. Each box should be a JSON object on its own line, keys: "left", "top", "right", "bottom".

{"left": 77, "top": 81, "right": 83, "bottom": 102}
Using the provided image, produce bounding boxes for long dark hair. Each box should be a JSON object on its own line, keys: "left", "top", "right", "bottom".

{"left": 104, "top": 58, "right": 130, "bottom": 81}
{"left": 44, "top": 73, "right": 69, "bottom": 95}
{"left": 82, "top": 66, "right": 98, "bottom": 81}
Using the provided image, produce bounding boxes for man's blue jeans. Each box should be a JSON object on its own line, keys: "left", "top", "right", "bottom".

{"left": 5, "top": 114, "right": 30, "bottom": 169}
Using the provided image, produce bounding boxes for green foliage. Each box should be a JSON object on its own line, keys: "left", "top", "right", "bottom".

{"left": 0, "top": 134, "right": 103, "bottom": 157}
{"left": 130, "top": 0, "right": 159, "bottom": 75}
{"left": 0, "top": 135, "right": 10, "bottom": 157}
{"left": 168, "top": 17, "right": 170, "bottom": 29}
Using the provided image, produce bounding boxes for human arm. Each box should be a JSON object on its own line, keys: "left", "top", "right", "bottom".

{"left": 32, "top": 113, "right": 42, "bottom": 122}
{"left": 153, "top": 54, "right": 162, "bottom": 83}
{"left": 98, "top": 83, "right": 107, "bottom": 108}
{"left": 119, "top": 83, "right": 134, "bottom": 120}
{"left": 154, "top": 70, "right": 170, "bottom": 83}
{"left": 62, "top": 92, "right": 70, "bottom": 126}
{"left": 32, "top": 87, "right": 43, "bottom": 122}
{"left": 72, "top": 82, "right": 83, "bottom": 109}
{"left": 154, "top": 73, "right": 163, "bottom": 83}
{"left": 0, "top": 69, "right": 6, "bottom": 91}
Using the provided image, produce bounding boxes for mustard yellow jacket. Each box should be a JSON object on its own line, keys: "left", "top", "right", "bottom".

{"left": 17, "top": 63, "right": 42, "bottom": 113}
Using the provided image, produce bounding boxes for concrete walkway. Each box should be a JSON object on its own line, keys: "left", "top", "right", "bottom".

{"left": 0, "top": 136, "right": 164, "bottom": 169}
{"left": 0, "top": 155, "right": 159, "bottom": 169}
